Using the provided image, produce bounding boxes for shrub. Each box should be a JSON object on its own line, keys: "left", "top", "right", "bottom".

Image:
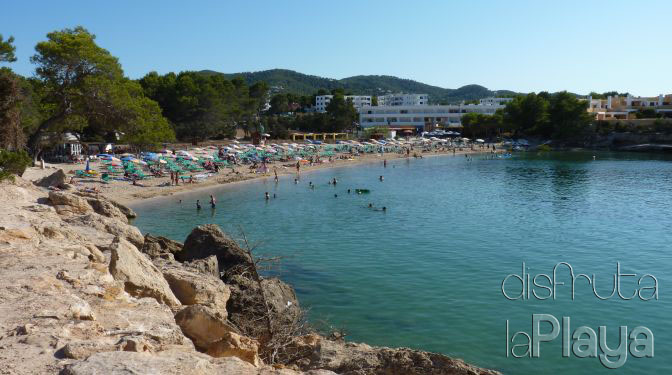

{"left": 0, "top": 149, "right": 31, "bottom": 181}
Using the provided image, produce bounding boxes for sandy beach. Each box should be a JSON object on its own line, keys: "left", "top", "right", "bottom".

{"left": 23, "top": 146, "right": 494, "bottom": 205}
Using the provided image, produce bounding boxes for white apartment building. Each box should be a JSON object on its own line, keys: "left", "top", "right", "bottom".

{"left": 359, "top": 101, "right": 506, "bottom": 129}
{"left": 478, "top": 97, "right": 513, "bottom": 105}
{"left": 315, "top": 95, "right": 372, "bottom": 112}
{"left": 377, "top": 93, "right": 428, "bottom": 106}
{"left": 587, "top": 94, "right": 672, "bottom": 120}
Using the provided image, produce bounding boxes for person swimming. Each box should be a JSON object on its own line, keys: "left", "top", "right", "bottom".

{"left": 265, "top": 192, "right": 270, "bottom": 200}
{"left": 334, "top": 194, "right": 338, "bottom": 198}
{"left": 379, "top": 175, "right": 384, "bottom": 181}
{"left": 196, "top": 200, "right": 202, "bottom": 210}
{"left": 209, "top": 195, "right": 216, "bottom": 208}
{"left": 332, "top": 178, "right": 337, "bottom": 185}
{"left": 294, "top": 178, "right": 298, "bottom": 184}
{"left": 368, "top": 203, "right": 373, "bottom": 208}
{"left": 347, "top": 189, "right": 351, "bottom": 194}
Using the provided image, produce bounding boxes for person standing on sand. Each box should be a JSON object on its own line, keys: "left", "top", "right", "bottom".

{"left": 296, "top": 160, "right": 301, "bottom": 175}
{"left": 273, "top": 167, "right": 278, "bottom": 182}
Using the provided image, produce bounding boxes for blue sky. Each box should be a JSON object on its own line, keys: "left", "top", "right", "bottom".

{"left": 2, "top": 0, "right": 670, "bottom": 95}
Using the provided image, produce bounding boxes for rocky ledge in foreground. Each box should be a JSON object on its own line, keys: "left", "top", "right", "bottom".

{"left": 0, "top": 172, "right": 500, "bottom": 375}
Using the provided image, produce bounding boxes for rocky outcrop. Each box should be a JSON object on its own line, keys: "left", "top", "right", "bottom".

{"left": 142, "top": 233, "right": 184, "bottom": 260}
{"left": 74, "top": 190, "right": 137, "bottom": 219}
{"left": 206, "top": 331, "right": 261, "bottom": 366}
{"left": 48, "top": 190, "right": 93, "bottom": 215}
{"left": 174, "top": 304, "right": 236, "bottom": 350}
{"left": 85, "top": 196, "right": 129, "bottom": 223}
{"left": 162, "top": 264, "right": 230, "bottom": 310}
{"left": 285, "top": 334, "right": 500, "bottom": 375}
{"left": 64, "top": 212, "right": 144, "bottom": 248}
{"left": 33, "top": 168, "right": 67, "bottom": 188}
{"left": 185, "top": 255, "right": 220, "bottom": 278}
{"left": 226, "top": 274, "right": 301, "bottom": 337}
{"left": 109, "top": 237, "right": 181, "bottom": 307}
{"left": 0, "top": 177, "right": 498, "bottom": 375}
{"left": 179, "top": 224, "right": 254, "bottom": 275}
{"left": 60, "top": 350, "right": 337, "bottom": 375}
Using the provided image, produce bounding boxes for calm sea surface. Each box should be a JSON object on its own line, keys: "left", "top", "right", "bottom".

{"left": 131, "top": 151, "right": 672, "bottom": 374}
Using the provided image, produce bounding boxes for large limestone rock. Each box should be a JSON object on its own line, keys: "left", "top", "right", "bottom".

{"left": 48, "top": 191, "right": 93, "bottom": 215}
{"left": 206, "top": 331, "right": 261, "bottom": 366}
{"left": 227, "top": 275, "right": 301, "bottom": 336}
{"left": 74, "top": 191, "right": 137, "bottom": 219}
{"left": 108, "top": 237, "right": 181, "bottom": 307}
{"left": 174, "top": 304, "right": 236, "bottom": 350}
{"left": 33, "top": 168, "right": 67, "bottom": 188}
{"left": 185, "top": 255, "right": 219, "bottom": 278}
{"left": 178, "top": 224, "right": 253, "bottom": 275}
{"left": 162, "top": 265, "right": 230, "bottom": 311}
{"left": 85, "top": 197, "right": 129, "bottom": 223}
{"left": 64, "top": 213, "right": 144, "bottom": 248}
{"left": 285, "top": 334, "right": 501, "bottom": 375}
{"left": 142, "top": 233, "right": 184, "bottom": 259}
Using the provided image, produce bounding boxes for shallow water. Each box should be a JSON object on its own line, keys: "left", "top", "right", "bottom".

{"left": 131, "top": 151, "right": 672, "bottom": 374}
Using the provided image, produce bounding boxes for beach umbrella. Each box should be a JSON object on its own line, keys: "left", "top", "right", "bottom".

{"left": 110, "top": 157, "right": 121, "bottom": 162}
{"left": 262, "top": 133, "right": 271, "bottom": 137}
{"left": 476, "top": 139, "right": 485, "bottom": 143}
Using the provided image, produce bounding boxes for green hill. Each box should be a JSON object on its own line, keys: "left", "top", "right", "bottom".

{"left": 199, "top": 69, "right": 519, "bottom": 104}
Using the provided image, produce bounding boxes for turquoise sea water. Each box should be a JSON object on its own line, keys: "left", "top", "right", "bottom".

{"left": 131, "top": 151, "right": 672, "bottom": 374}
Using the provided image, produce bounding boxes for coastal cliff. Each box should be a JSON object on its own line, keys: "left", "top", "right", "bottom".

{"left": 0, "top": 173, "right": 500, "bottom": 375}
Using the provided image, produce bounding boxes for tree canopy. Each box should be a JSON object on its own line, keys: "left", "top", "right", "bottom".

{"left": 0, "top": 34, "right": 17, "bottom": 63}
{"left": 139, "top": 71, "right": 269, "bottom": 144}
{"left": 24, "top": 27, "right": 174, "bottom": 155}
{"left": 460, "top": 91, "right": 593, "bottom": 141}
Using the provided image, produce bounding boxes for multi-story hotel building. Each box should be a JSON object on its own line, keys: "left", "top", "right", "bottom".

{"left": 315, "top": 95, "right": 372, "bottom": 112}
{"left": 588, "top": 94, "right": 672, "bottom": 120}
{"left": 377, "top": 93, "right": 428, "bottom": 106}
{"left": 358, "top": 98, "right": 508, "bottom": 130}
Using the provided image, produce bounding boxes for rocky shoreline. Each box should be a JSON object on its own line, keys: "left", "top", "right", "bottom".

{"left": 0, "top": 173, "right": 500, "bottom": 375}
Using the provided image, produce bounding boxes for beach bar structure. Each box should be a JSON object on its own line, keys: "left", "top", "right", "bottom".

{"left": 290, "top": 132, "right": 349, "bottom": 141}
